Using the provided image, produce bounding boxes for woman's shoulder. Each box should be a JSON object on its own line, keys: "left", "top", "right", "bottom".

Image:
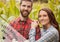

{"left": 51, "top": 26, "right": 58, "bottom": 32}
{"left": 41, "top": 25, "right": 59, "bottom": 35}
{"left": 49, "top": 25, "right": 59, "bottom": 36}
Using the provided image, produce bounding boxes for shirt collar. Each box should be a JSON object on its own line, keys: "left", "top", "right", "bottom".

{"left": 43, "top": 25, "right": 54, "bottom": 32}
{"left": 17, "top": 17, "right": 32, "bottom": 24}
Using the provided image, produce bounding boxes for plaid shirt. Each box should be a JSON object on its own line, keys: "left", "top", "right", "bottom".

{"left": 10, "top": 17, "right": 41, "bottom": 40}
{"left": 29, "top": 25, "right": 59, "bottom": 42}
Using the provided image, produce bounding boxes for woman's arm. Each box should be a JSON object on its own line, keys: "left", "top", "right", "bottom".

{"left": 37, "top": 30, "right": 59, "bottom": 42}
{"left": 29, "top": 28, "right": 36, "bottom": 42}
{"left": 29, "top": 21, "right": 39, "bottom": 42}
{"left": 29, "top": 28, "right": 59, "bottom": 42}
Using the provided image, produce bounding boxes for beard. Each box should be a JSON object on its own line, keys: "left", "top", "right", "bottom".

{"left": 20, "top": 10, "right": 30, "bottom": 17}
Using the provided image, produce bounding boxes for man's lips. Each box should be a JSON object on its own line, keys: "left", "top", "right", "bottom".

{"left": 23, "top": 11, "right": 28, "bottom": 13}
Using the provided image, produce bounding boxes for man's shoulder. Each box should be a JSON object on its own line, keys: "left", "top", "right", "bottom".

{"left": 10, "top": 17, "right": 20, "bottom": 24}
{"left": 28, "top": 18, "right": 33, "bottom": 22}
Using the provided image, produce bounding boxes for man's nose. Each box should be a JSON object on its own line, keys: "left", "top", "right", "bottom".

{"left": 25, "top": 7, "right": 28, "bottom": 10}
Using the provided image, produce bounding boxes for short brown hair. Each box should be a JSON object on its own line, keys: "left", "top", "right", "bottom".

{"left": 20, "top": 0, "right": 33, "bottom": 4}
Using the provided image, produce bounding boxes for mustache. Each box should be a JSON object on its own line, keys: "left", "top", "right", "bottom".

{"left": 23, "top": 10, "right": 29, "bottom": 12}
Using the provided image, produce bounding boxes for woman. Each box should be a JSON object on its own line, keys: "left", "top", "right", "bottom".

{"left": 29, "top": 8, "right": 59, "bottom": 42}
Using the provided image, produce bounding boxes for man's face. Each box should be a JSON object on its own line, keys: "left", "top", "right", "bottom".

{"left": 20, "top": 1, "right": 32, "bottom": 17}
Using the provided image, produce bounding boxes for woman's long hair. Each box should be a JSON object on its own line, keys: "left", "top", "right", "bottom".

{"left": 39, "top": 8, "right": 60, "bottom": 42}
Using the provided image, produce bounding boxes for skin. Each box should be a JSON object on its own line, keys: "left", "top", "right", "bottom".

{"left": 20, "top": 1, "right": 32, "bottom": 21}
{"left": 38, "top": 10, "right": 51, "bottom": 29}
{"left": 31, "top": 10, "right": 51, "bottom": 30}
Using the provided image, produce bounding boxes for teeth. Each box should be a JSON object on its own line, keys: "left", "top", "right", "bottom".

{"left": 25, "top": 11, "right": 27, "bottom": 13}
{"left": 41, "top": 21, "right": 45, "bottom": 22}
{"left": 42, "top": 20, "right": 44, "bottom": 22}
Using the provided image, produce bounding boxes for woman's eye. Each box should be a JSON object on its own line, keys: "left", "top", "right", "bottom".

{"left": 43, "top": 15, "right": 47, "bottom": 17}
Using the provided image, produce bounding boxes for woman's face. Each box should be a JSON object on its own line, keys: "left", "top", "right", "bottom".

{"left": 38, "top": 10, "right": 50, "bottom": 26}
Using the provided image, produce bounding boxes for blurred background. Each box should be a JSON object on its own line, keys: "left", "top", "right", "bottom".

{"left": 0, "top": 0, "right": 60, "bottom": 41}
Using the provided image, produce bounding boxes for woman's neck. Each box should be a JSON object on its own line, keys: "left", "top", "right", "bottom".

{"left": 43, "top": 23, "right": 51, "bottom": 30}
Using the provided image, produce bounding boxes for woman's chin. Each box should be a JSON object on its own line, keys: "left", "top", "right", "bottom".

{"left": 41, "top": 23, "right": 46, "bottom": 26}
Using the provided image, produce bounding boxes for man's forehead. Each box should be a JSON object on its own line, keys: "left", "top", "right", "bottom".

{"left": 20, "top": 0, "right": 33, "bottom": 2}
{"left": 21, "top": 1, "right": 32, "bottom": 6}
{"left": 21, "top": 1, "right": 32, "bottom": 4}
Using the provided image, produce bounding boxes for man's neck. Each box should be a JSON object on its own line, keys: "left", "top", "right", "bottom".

{"left": 20, "top": 14, "right": 28, "bottom": 21}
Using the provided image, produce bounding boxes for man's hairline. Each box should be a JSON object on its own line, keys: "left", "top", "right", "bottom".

{"left": 20, "top": 0, "right": 33, "bottom": 5}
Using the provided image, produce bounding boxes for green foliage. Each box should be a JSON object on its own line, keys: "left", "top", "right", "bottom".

{"left": 48, "top": 0, "right": 60, "bottom": 28}
{"left": 30, "top": 2, "right": 41, "bottom": 20}
{"left": 0, "top": 0, "right": 60, "bottom": 25}
{"left": 0, "top": 0, "right": 60, "bottom": 39}
{"left": 0, "top": 0, "right": 19, "bottom": 22}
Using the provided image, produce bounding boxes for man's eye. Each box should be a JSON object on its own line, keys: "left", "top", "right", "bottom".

{"left": 38, "top": 15, "right": 41, "bottom": 18}
{"left": 28, "top": 6, "right": 31, "bottom": 8}
{"left": 22, "top": 5, "right": 26, "bottom": 7}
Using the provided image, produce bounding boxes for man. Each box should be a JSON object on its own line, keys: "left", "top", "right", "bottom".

{"left": 10, "top": 0, "right": 40, "bottom": 41}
